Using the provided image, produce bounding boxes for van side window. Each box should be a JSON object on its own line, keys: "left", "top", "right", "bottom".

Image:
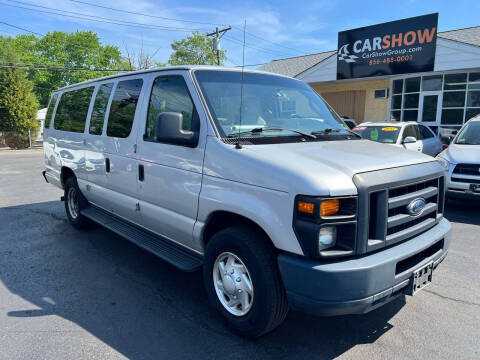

{"left": 106, "top": 79, "right": 143, "bottom": 138}
{"left": 54, "top": 87, "right": 94, "bottom": 132}
{"left": 145, "top": 76, "right": 195, "bottom": 141}
{"left": 89, "top": 83, "right": 113, "bottom": 135}
{"left": 45, "top": 93, "right": 58, "bottom": 129}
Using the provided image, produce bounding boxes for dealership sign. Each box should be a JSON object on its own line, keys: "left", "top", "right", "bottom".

{"left": 337, "top": 14, "right": 438, "bottom": 80}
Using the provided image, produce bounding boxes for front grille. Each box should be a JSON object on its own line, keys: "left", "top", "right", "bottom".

{"left": 367, "top": 176, "right": 444, "bottom": 252}
{"left": 453, "top": 163, "right": 480, "bottom": 176}
{"left": 452, "top": 177, "right": 480, "bottom": 184}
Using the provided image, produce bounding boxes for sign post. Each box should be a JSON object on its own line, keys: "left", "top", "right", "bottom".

{"left": 337, "top": 14, "right": 438, "bottom": 80}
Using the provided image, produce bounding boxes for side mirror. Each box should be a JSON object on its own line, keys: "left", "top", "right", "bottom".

{"left": 402, "top": 136, "right": 417, "bottom": 144}
{"left": 451, "top": 130, "right": 458, "bottom": 135}
{"left": 155, "top": 112, "right": 198, "bottom": 147}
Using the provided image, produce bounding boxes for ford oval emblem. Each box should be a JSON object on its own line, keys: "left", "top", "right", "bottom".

{"left": 406, "top": 198, "right": 426, "bottom": 217}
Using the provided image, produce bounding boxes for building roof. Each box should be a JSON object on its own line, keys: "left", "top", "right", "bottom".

{"left": 258, "top": 26, "right": 480, "bottom": 78}
{"left": 257, "top": 51, "right": 336, "bottom": 78}
{"left": 438, "top": 26, "right": 480, "bottom": 47}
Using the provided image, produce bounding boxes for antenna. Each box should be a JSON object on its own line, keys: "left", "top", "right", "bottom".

{"left": 236, "top": 19, "right": 246, "bottom": 150}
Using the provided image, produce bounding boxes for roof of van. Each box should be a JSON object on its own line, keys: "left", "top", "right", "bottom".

{"left": 54, "top": 65, "right": 292, "bottom": 92}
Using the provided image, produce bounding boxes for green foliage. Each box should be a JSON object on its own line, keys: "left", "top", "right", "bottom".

{"left": 0, "top": 68, "right": 39, "bottom": 148}
{"left": 168, "top": 31, "right": 226, "bottom": 66}
{"left": 0, "top": 31, "right": 127, "bottom": 107}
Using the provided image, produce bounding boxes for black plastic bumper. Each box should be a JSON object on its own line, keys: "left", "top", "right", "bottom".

{"left": 278, "top": 218, "right": 451, "bottom": 316}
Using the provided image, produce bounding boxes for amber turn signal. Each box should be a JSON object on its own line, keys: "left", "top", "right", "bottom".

{"left": 297, "top": 201, "right": 315, "bottom": 214}
{"left": 320, "top": 199, "right": 340, "bottom": 217}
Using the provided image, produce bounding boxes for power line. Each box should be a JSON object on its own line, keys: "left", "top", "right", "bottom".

{"left": 69, "top": 0, "right": 304, "bottom": 56}
{"left": 223, "top": 36, "right": 294, "bottom": 57}
{"left": 232, "top": 26, "right": 306, "bottom": 56}
{"left": 1, "top": 1, "right": 207, "bottom": 32}
{"left": 69, "top": 0, "right": 227, "bottom": 27}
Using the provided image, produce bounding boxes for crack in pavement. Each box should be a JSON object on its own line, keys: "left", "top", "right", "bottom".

{"left": 424, "top": 289, "right": 480, "bottom": 307}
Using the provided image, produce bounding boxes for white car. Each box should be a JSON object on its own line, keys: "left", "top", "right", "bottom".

{"left": 353, "top": 121, "right": 443, "bottom": 157}
{"left": 436, "top": 116, "right": 480, "bottom": 200}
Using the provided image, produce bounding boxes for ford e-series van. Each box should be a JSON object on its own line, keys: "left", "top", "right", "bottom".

{"left": 42, "top": 66, "right": 451, "bottom": 338}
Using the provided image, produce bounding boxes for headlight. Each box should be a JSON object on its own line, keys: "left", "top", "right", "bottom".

{"left": 318, "top": 226, "right": 337, "bottom": 250}
{"left": 294, "top": 196, "right": 357, "bottom": 258}
{"left": 435, "top": 156, "right": 450, "bottom": 171}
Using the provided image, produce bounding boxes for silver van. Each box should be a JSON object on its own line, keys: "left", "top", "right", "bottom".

{"left": 42, "top": 66, "right": 451, "bottom": 338}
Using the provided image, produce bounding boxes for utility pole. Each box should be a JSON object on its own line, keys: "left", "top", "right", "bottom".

{"left": 207, "top": 26, "right": 231, "bottom": 66}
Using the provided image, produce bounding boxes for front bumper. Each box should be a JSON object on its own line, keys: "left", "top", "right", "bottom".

{"left": 446, "top": 170, "right": 480, "bottom": 200}
{"left": 278, "top": 218, "right": 451, "bottom": 316}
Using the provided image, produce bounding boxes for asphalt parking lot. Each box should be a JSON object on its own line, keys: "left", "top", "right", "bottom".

{"left": 0, "top": 149, "right": 479, "bottom": 360}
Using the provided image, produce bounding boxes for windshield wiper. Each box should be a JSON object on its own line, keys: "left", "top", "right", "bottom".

{"left": 227, "top": 127, "right": 316, "bottom": 139}
{"left": 311, "top": 128, "right": 360, "bottom": 138}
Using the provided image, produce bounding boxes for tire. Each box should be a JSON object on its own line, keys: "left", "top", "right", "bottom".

{"left": 64, "top": 176, "right": 90, "bottom": 229}
{"left": 203, "top": 226, "right": 289, "bottom": 338}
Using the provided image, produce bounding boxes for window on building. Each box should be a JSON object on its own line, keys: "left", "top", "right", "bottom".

{"left": 444, "top": 73, "right": 467, "bottom": 90}
{"left": 89, "top": 83, "right": 113, "bottom": 135}
{"left": 54, "top": 87, "right": 94, "bottom": 132}
{"left": 422, "top": 75, "right": 442, "bottom": 91}
{"left": 469, "top": 72, "right": 480, "bottom": 90}
{"left": 390, "top": 76, "right": 421, "bottom": 121}
{"left": 45, "top": 94, "right": 58, "bottom": 129}
{"left": 106, "top": 79, "right": 143, "bottom": 138}
{"left": 441, "top": 109, "right": 464, "bottom": 125}
{"left": 404, "top": 93, "right": 419, "bottom": 109}
{"left": 374, "top": 89, "right": 388, "bottom": 98}
{"left": 405, "top": 77, "right": 421, "bottom": 93}
{"left": 392, "top": 79, "right": 403, "bottom": 94}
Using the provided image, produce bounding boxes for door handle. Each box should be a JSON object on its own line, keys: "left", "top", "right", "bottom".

{"left": 138, "top": 164, "right": 144, "bottom": 181}
{"left": 105, "top": 158, "right": 110, "bottom": 173}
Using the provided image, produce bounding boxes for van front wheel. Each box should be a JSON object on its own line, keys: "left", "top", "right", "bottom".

{"left": 203, "top": 226, "right": 289, "bottom": 338}
{"left": 64, "top": 177, "right": 90, "bottom": 229}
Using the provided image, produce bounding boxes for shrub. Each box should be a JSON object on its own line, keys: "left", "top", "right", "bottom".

{"left": 0, "top": 68, "right": 39, "bottom": 149}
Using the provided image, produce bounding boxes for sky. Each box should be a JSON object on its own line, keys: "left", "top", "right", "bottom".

{"left": 0, "top": 0, "right": 479, "bottom": 68}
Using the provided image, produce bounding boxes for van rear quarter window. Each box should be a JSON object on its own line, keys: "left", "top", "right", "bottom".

{"left": 89, "top": 83, "right": 114, "bottom": 135}
{"left": 45, "top": 93, "right": 58, "bottom": 129}
{"left": 106, "top": 79, "right": 143, "bottom": 138}
{"left": 54, "top": 87, "right": 94, "bottom": 132}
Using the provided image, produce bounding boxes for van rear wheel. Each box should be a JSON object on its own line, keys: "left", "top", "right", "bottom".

{"left": 64, "top": 177, "right": 90, "bottom": 229}
{"left": 203, "top": 226, "right": 289, "bottom": 338}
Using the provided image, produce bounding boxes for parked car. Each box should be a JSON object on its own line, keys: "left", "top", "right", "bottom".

{"left": 436, "top": 116, "right": 480, "bottom": 200}
{"left": 353, "top": 121, "right": 443, "bottom": 157}
{"left": 42, "top": 67, "right": 451, "bottom": 338}
{"left": 341, "top": 116, "right": 357, "bottom": 129}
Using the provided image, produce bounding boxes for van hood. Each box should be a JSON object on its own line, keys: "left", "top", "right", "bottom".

{"left": 443, "top": 143, "right": 480, "bottom": 163}
{"left": 203, "top": 138, "right": 435, "bottom": 196}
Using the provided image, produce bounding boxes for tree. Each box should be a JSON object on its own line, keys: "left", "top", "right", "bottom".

{"left": 0, "top": 31, "right": 127, "bottom": 107}
{"left": 0, "top": 68, "right": 39, "bottom": 149}
{"left": 123, "top": 42, "right": 165, "bottom": 70}
{"left": 168, "top": 31, "right": 226, "bottom": 66}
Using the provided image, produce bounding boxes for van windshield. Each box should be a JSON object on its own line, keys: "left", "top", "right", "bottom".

{"left": 455, "top": 121, "right": 480, "bottom": 145}
{"left": 194, "top": 70, "right": 350, "bottom": 139}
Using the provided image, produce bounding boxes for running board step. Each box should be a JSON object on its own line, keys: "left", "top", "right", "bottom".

{"left": 81, "top": 206, "right": 203, "bottom": 272}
